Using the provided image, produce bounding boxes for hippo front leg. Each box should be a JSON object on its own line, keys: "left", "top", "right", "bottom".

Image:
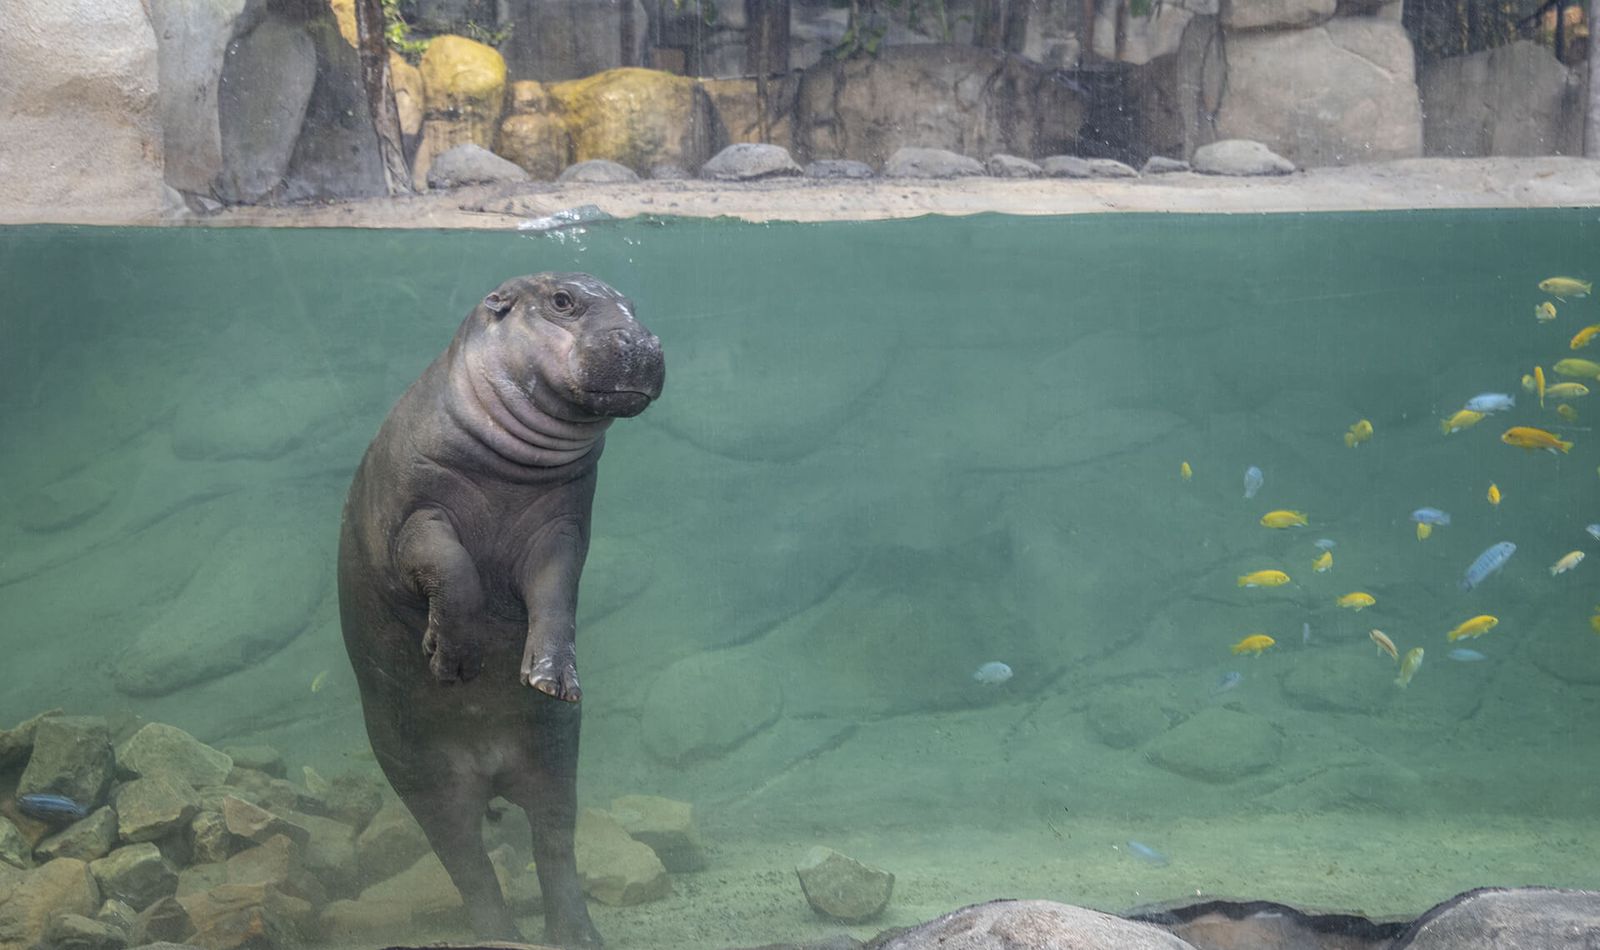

{"left": 518, "top": 519, "right": 588, "bottom": 702}
{"left": 396, "top": 508, "right": 486, "bottom": 683}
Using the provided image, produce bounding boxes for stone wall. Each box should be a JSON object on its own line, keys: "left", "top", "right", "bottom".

{"left": 1419, "top": 40, "right": 1587, "bottom": 158}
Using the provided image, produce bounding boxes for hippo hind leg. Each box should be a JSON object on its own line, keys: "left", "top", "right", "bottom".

{"left": 391, "top": 773, "right": 522, "bottom": 941}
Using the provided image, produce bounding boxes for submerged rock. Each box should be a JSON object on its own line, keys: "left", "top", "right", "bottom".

{"left": 795, "top": 847, "right": 893, "bottom": 923}
{"left": 0, "top": 858, "right": 101, "bottom": 950}
{"left": 116, "top": 724, "right": 234, "bottom": 789}
{"left": 1396, "top": 887, "right": 1600, "bottom": 949}
{"left": 876, "top": 899, "right": 1194, "bottom": 949}
{"left": 18, "top": 717, "right": 114, "bottom": 810}
{"left": 35, "top": 807, "right": 118, "bottom": 863}
{"left": 89, "top": 844, "right": 179, "bottom": 911}
{"left": 575, "top": 808, "right": 671, "bottom": 906}
{"left": 609, "top": 795, "right": 705, "bottom": 872}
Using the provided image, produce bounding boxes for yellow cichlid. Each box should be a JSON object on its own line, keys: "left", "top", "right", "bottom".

{"left": 1260, "top": 510, "right": 1309, "bottom": 529}
{"left": 1554, "top": 358, "right": 1600, "bottom": 379}
{"left": 1338, "top": 592, "right": 1376, "bottom": 610}
{"left": 1180, "top": 460, "right": 1193, "bottom": 480}
{"left": 1394, "top": 647, "right": 1424, "bottom": 688}
{"left": 1536, "top": 301, "right": 1558, "bottom": 322}
{"left": 1501, "top": 425, "right": 1573, "bottom": 454}
{"left": 1487, "top": 482, "right": 1501, "bottom": 505}
{"left": 1416, "top": 522, "right": 1432, "bottom": 541}
{"left": 1441, "top": 408, "right": 1485, "bottom": 434}
{"left": 1572, "top": 324, "right": 1600, "bottom": 349}
{"left": 1522, "top": 374, "right": 1537, "bottom": 393}
{"left": 1551, "top": 550, "right": 1586, "bottom": 575}
{"left": 1447, "top": 614, "right": 1499, "bottom": 642}
{"left": 1238, "top": 569, "right": 1291, "bottom": 588}
{"left": 1558, "top": 403, "right": 1580, "bottom": 422}
{"left": 1545, "top": 382, "right": 1589, "bottom": 400}
{"left": 1313, "top": 550, "right": 1333, "bottom": 573}
{"left": 1369, "top": 628, "right": 1398, "bottom": 661}
{"left": 1344, "top": 419, "right": 1373, "bottom": 448}
{"left": 310, "top": 670, "right": 329, "bottom": 693}
{"left": 1591, "top": 611, "right": 1600, "bottom": 635}
{"left": 1540, "top": 277, "right": 1592, "bottom": 299}
{"left": 1231, "top": 634, "right": 1276, "bottom": 656}
{"left": 1536, "top": 365, "right": 1546, "bottom": 407}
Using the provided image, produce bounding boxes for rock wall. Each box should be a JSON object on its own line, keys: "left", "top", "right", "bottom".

{"left": 1419, "top": 40, "right": 1587, "bottom": 158}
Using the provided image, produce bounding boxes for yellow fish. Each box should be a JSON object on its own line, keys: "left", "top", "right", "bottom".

{"left": 310, "top": 670, "right": 329, "bottom": 693}
{"left": 1487, "top": 482, "right": 1501, "bottom": 505}
{"left": 1558, "top": 403, "right": 1580, "bottom": 422}
{"left": 1313, "top": 550, "right": 1333, "bottom": 573}
{"left": 1238, "top": 569, "right": 1291, "bottom": 588}
{"left": 1260, "top": 510, "right": 1308, "bottom": 529}
{"left": 1540, "top": 277, "right": 1592, "bottom": 300}
{"left": 1416, "top": 522, "right": 1432, "bottom": 541}
{"left": 1501, "top": 425, "right": 1573, "bottom": 454}
{"left": 1368, "top": 628, "right": 1398, "bottom": 661}
{"left": 1591, "top": 610, "right": 1600, "bottom": 635}
{"left": 1337, "top": 592, "right": 1376, "bottom": 610}
{"left": 1180, "top": 460, "right": 1193, "bottom": 481}
{"left": 1536, "top": 365, "right": 1546, "bottom": 407}
{"left": 1440, "top": 408, "right": 1485, "bottom": 434}
{"left": 1571, "top": 324, "right": 1600, "bottom": 349}
{"left": 1551, "top": 550, "right": 1585, "bottom": 575}
{"left": 1447, "top": 614, "right": 1499, "bottom": 642}
{"left": 1545, "top": 382, "right": 1589, "bottom": 400}
{"left": 1522, "top": 373, "right": 1537, "bottom": 393}
{"left": 1394, "top": 647, "right": 1424, "bottom": 688}
{"left": 1536, "top": 301, "right": 1558, "bottom": 322}
{"left": 1344, "top": 419, "right": 1373, "bottom": 448}
{"left": 1231, "top": 634, "right": 1276, "bottom": 656}
{"left": 1554, "top": 357, "right": 1600, "bottom": 379}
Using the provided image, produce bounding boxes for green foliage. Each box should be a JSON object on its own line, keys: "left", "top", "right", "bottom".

{"left": 382, "top": 0, "right": 432, "bottom": 60}
{"left": 464, "top": 19, "right": 515, "bottom": 48}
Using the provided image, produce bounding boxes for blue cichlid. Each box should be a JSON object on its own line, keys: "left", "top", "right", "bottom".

{"left": 1125, "top": 840, "right": 1170, "bottom": 866}
{"left": 1464, "top": 393, "right": 1515, "bottom": 413}
{"left": 1448, "top": 648, "right": 1487, "bottom": 662}
{"left": 1410, "top": 507, "right": 1451, "bottom": 526}
{"left": 1243, "top": 466, "right": 1264, "bottom": 500}
{"left": 1460, "top": 541, "right": 1516, "bottom": 591}
{"left": 16, "top": 793, "right": 89, "bottom": 823}
{"left": 1212, "top": 671, "right": 1243, "bottom": 694}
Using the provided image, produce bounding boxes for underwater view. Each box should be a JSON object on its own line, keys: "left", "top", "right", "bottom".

{"left": 2, "top": 210, "right": 1599, "bottom": 948}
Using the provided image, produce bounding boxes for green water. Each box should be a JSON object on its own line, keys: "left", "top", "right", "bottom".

{"left": 2, "top": 213, "right": 1599, "bottom": 947}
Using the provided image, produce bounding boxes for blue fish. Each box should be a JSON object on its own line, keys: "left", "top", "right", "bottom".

{"left": 1465, "top": 393, "right": 1515, "bottom": 413}
{"left": 1125, "top": 840, "right": 1170, "bottom": 866}
{"left": 1411, "top": 507, "right": 1451, "bottom": 526}
{"left": 972, "top": 661, "right": 1013, "bottom": 685}
{"left": 1243, "top": 466, "right": 1264, "bottom": 500}
{"left": 1313, "top": 538, "right": 1336, "bottom": 551}
{"left": 1460, "top": 541, "right": 1516, "bottom": 591}
{"left": 1448, "top": 648, "right": 1487, "bottom": 662}
{"left": 1212, "top": 671, "right": 1243, "bottom": 694}
{"left": 16, "top": 793, "right": 89, "bottom": 823}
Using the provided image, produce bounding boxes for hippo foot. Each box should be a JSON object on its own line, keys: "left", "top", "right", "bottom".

{"left": 521, "top": 655, "right": 582, "bottom": 702}
{"left": 422, "top": 628, "right": 483, "bottom": 683}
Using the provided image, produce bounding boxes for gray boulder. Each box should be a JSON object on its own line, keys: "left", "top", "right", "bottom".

{"left": 805, "top": 159, "right": 876, "bottom": 180}
{"left": 558, "top": 159, "right": 641, "bottom": 183}
{"left": 89, "top": 844, "right": 179, "bottom": 911}
{"left": 1087, "top": 158, "right": 1139, "bottom": 178}
{"left": 1192, "top": 139, "right": 1296, "bottom": 176}
{"left": 795, "top": 847, "right": 893, "bottom": 923}
{"left": 214, "top": 13, "right": 318, "bottom": 203}
{"left": 18, "top": 717, "right": 114, "bottom": 809}
{"left": 1397, "top": 888, "right": 1600, "bottom": 949}
{"left": 1419, "top": 40, "right": 1585, "bottom": 158}
{"left": 1040, "top": 155, "right": 1094, "bottom": 178}
{"left": 883, "top": 147, "right": 984, "bottom": 179}
{"left": 425, "top": 143, "right": 531, "bottom": 189}
{"left": 986, "top": 154, "right": 1042, "bottom": 178}
{"left": 1142, "top": 156, "right": 1191, "bottom": 174}
{"left": 700, "top": 143, "right": 803, "bottom": 181}
{"left": 877, "top": 899, "right": 1198, "bottom": 949}
{"left": 116, "top": 724, "right": 233, "bottom": 788}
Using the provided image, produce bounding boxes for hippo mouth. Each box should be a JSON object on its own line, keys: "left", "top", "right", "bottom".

{"left": 583, "top": 389, "right": 655, "bottom": 417}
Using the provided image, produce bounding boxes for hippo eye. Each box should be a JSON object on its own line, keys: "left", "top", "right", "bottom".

{"left": 550, "top": 290, "right": 576, "bottom": 314}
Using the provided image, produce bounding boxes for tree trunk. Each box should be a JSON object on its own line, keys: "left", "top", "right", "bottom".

{"left": 1589, "top": 0, "right": 1600, "bottom": 154}
{"left": 354, "top": 0, "right": 413, "bottom": 194}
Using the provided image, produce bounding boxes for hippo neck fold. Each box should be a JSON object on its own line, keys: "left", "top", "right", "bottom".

{"left": 441, "top": 342, "right": 612, "bottom": 474}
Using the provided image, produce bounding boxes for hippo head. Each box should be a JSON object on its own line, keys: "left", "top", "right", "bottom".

{"left": 476, "top": 272, "right": 665, "bottom": 420}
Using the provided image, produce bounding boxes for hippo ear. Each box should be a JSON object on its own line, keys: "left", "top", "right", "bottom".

{"left": 483, "top": 292, "right": 513, "bottom": 317}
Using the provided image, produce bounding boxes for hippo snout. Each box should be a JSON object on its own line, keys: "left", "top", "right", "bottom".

{"left": 577, "top": 326, "right": 665, "bottom": 417}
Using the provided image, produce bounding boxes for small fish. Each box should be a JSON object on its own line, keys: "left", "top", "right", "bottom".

{"left": 1411, "top": 507, "right": 1451, "bottom": 527}
{"left": 1369, "top": 628, "right": 1398, "bottom": 661}
{"left": 1231, "top": 634, "right": 1276, "bottom": 656}
{"left": 1587, "top": 524, "right": 1600, "bottom": 541}
{"left": 1237, "top": 569, "right": 1291, "bottom": 588}
{"left": 1313, "top": 550, "right": 1333, "bottom": 573}
{"left": 1337, "top": 592, "right": 1376, "bottom": 611}
{"left": 1487, "top": 483, "right": 1502, "bottom": 506}
{"left": 1416, "top": 522, "right": 1433, "bottom": 541}
{"left": 1441, "top": 408, "right": 1486, "bottom": 434}
{"left": 1260, "top": 510, "right": 1308, "bottom": 529}
{"left": 1522, "top": 374, "right": 1537, "bottom": 393}
{"left": 1465, "top": 393, "right": 1515, "bottom": 413}
{"left": 1460, "top": 541, "right": 1515, "bottom": 590}
{"left": 973, "top": 661, "right": 1014, "bottom": 685}
{"left": 1447, "top": 648, "right": 1486, "bottom": 662}
{"left": 1536, "top": 301, "right": 1558, "bottom": 322}
{"left": 1244, "top": 465, "right": 1264, "bottom": 499}
{"left": 1571, "top": 324, "right": 1600, "bottom": 349}
{"left": 1314, "top": 538, "right": 1337, "bottom": 551}
{"left": 1344, "top": 419, "right": 1373, "bottom": 448}
{"left": 1536, "top": 365, "right": 1546, "bottom": 408}
{"left": 1302, "top": 621, "right": 1311, "bottom": 644}
{"left": 1592, "top": 612, "right": 1600, "bottom": 635}
{"left": 1447, "top": 614, "right": 1499, "bottom": 642}
{"left": 1125, "top": 840, "right": 1170, "bottom": 866}
{"left": 15, "top": 793, "right": 89, "bottom": 824}
{"left": 1212, "top": 671, "right": 1243, "bottom": 694}
{"left": 1501, "top": 425, "right": 1573, "bottom": 454}
{"left": 1180, "top": 460, "right": 1193, "bottom": 481}
{"left": 310, "top": 670, "right": 329, "bottom": 693}
{"left": 1554, "top": 357, "right": 1600, "bottom": 379}
{"left": 1558, "top": 404, "right": 1580, "bottom": 423}
{"left": 1540, "top": 276, "right": 1592, "bottom": 300}
{"left": 1551, "top": 550, "right": 1586, "bottom": 575}
{"left": 1394, "top": 647, "right": 1424, "bottom": 688}
{"left": 302, "top": 765, "right": 331, "bottom": 796}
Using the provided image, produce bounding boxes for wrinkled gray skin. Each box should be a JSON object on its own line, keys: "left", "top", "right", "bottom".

{"left": 338, "top": 273, "right": 664, "bottom": 948}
